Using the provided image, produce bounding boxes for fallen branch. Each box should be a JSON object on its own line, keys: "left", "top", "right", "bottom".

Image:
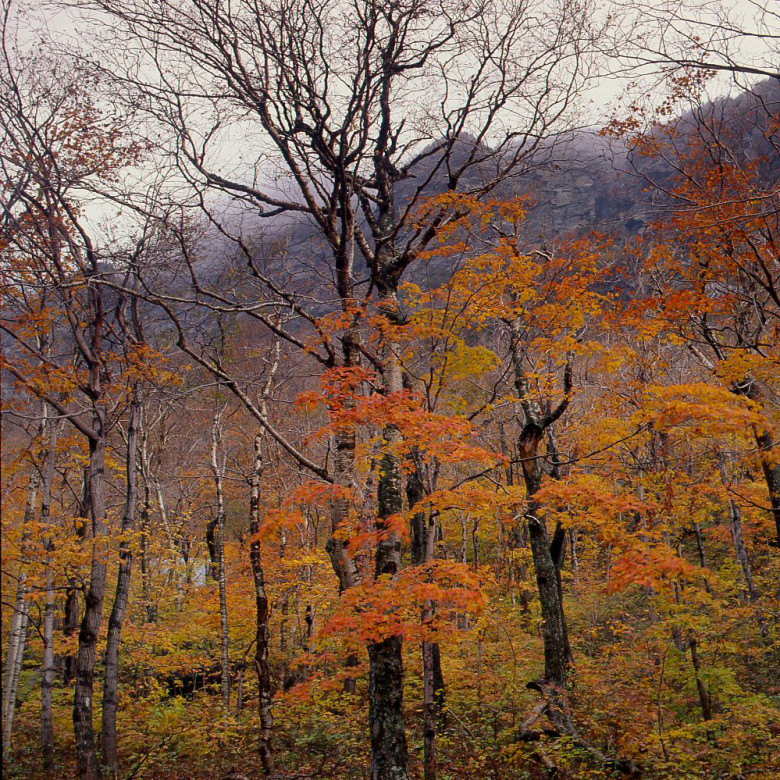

{"left": 517, "top": 680, "right": 643, "bottom": 777}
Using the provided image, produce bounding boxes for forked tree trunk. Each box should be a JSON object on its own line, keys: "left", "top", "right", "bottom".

{"left": 101, "top": 390, "right": 140, "bottom": 776}
{"left": 509, "top": 320, "right": 574, "bottom": 692}
{"left": 249, "top": 434, "right": 274, "bottom": 774}
{"left": 519, "top": 423, "right": 572, "bottom": 689}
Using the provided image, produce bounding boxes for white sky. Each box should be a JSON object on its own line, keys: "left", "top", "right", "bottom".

{"left": 7, "top": 0, "right": 778, "bottom": 237}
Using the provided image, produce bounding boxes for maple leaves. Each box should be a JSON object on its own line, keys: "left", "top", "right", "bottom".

{"left": 3, "top": 62, "right": 780, "bottom": 779}
{"left": 323, "top": 561, "right": 486, "bottom": 646}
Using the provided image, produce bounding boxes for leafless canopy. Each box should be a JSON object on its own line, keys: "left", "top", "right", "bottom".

{"left": 73, "top": 0, "right": 602, "bottom": 299}
{"left": 606, "top": 0, "right": 780, "bottom": 83}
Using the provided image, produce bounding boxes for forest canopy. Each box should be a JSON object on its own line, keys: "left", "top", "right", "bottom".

{"left": 1, "top": 1, "right": 778, "bottom": 779}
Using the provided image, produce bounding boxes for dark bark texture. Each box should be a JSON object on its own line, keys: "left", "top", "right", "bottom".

{"left": 73, "top": 425, "right": 108, "bottom": 780}
{"left": 250, "top": 435, "right": 274, "bottom": 774}
{"left": 369, "top": 636, "right": 409, "bottom": 780}
{"left": 519, "top": 423, "right": 573, "bottom": 688}
{"left": 101, "top": 390, "right": 140, "bottom": 775}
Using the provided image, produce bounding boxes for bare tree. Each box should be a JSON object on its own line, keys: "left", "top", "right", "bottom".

{"left": 67, "top": 0, "right": 603, "bottom": 775}
{"left": 0, "top": 15, "right": 148, "bottom": 777}
{"left": 607, "top": 0, "right": 780, "bottom": 83}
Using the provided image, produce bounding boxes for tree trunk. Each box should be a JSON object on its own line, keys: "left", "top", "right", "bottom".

{"left": 139, "top": 420, "right": 156, "bottom": 623}
{"left": 750, "top": 425, "right": 780, "bottom": 545}
{"left": 472, "top": 517, "right": 480, "bottom": 570}
{"left": 101, "top": 390, "right": 140, "bottom": 776}
{"left": 728, "top": 499, "right": 758, "bottom": 601}
{"left": 1, "top": 460, "right": 39, "bottom": 759}
{"left": 690, "top": 520, "right": 712, "bottom": 594}
{"left": 368, "top": 635, "right": 408, "bottom": 780}
{"left": 527, "top": 513, "right": 571, "bottom": 687}
{"left": 249, "top": 435, "right": 274, "bottom": 774}
{"left": 139, "top": 484, "right": 155, "bottom": 621}
{"left": 736, "top": 384, "right": 780, "bottom": 545}
{"left": 520, "top": 423, "right": 572, "bottom": 689}
{"left": 570, "top": 529, "right": 579, "bottom": 590}
{"left": 719, "top": 455, "right": 759, "bottom": 601}
{"left": 423, "top": 511, "right": 440, "bottom": 780}
{"left": 304, "top": 604, "right": 314, "bottom": 650}
{"left": 279, "top": 592, "right": 289, "bottom": 654}
{"left": 41, "top": 563, "right": 56, "bottom": 770}
{"left": 326, "top": 428, "right": 360, "bottom": 591}
{"left": 1, "top": 566, "right": 30, "bottom": 760}
{"left": 369, "top": 285, "right": 409, "bottom": 780}
{"left": 210, "top": 411, "right": 231, "bottom": 713}
{"left": 41, "top": 413, "right": 60, "bottom": 771}
{"left": 63, "top": 588, "right": 80, "bottom": 685}
{"left": 73, "top": 412, "right": 108, "bottom": 780}
{"left": 408, "top": 464, "right": 445, "bottom": 777}
{"left": 689, "top": 637, "right": 712, "bottom": 722}
{"left": 64, "top": 471, "right": 89, "bottom": 686}
{"left": 235, "top": 663, "right": 245, "bottom": 722}
{"left": 432, "top": 644, "right": 445, "bottom": 727}
{"left": 324, "top": 330, "right": 361, "bottom": 693}
{"left": 206, "top": 516, "right": 219, "bottom": 579}
{"left": 422, "top": 638, "right": 437, "bottom": 780}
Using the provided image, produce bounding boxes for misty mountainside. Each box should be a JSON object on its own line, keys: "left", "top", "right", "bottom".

{"left": 152, "top": 78, "right": 779, "bottom": 312}
{"left": 401, "top": 77, "right": 779, "bottom": 270}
